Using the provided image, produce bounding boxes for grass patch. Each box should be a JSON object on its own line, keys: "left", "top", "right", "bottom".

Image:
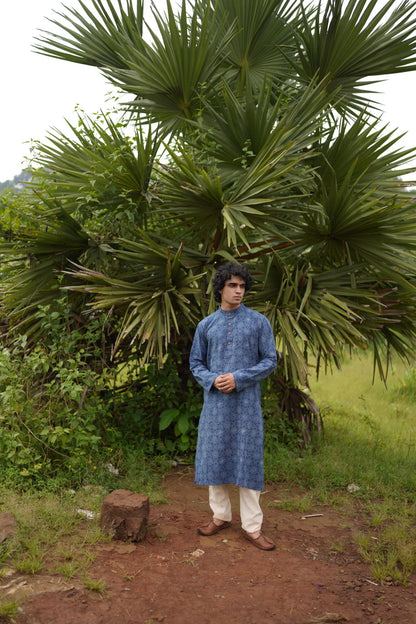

{"left": 310, "top": 353, "right": 416, "bottom": 499}
{"left": 0, "top": 452, "right": 168, "bottom": 586}
{"left": 0, "top": 598, "right": 20, "bottom": 619}
{"left": 268, "top": 492, "right": 315, "bottom": 514}
{"left": 0, "top": 487, "right": 109, "bottom": 580}
{"left": 82, "top": 575, "right": 107, "bottom": 593}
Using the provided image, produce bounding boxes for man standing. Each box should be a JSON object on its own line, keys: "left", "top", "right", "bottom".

{"left": 190, "top": 262, "right": 277, "bottom": 550}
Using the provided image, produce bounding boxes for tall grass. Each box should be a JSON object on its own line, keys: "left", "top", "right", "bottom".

{"left": 310, "top": 353, "right": 416, "bottom": 498}
{"left": 265, "top": 352, "right": 416, "bottom": 496}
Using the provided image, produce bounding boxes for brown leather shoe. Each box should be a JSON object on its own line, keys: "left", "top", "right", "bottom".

{"left": 242, "top": 529, "right": 276, "bottom": 551}
{"left": 197, "top": 520, "right": 231, "bottom": 536}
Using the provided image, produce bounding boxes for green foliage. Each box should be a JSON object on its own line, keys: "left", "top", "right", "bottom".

{"left": 0, "top": 598, "right": 20, "bottom": 619}
{"left": 158, "top": 404, "right": 200, "bottom": 453}
{"left": 391, "top": 365, "right": 416, "bottom": 400}
{"left": 0, "top": 289, "right": 199, "bottom": 485}
{"left": 262, "top": 383, "right": 304, "bottom": 450}
{"left": 109, "top": 345, "right": 202, "bottom": 455}
{"left": 0, "top": 298, "right": 112, "bottom": 486}
{"left": 30, "top": 107, "right": 161, "bottom": 239}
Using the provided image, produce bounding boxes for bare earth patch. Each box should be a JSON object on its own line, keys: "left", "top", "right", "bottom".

{"left": 3, "top": 467, "right": 416, "bottom": 624}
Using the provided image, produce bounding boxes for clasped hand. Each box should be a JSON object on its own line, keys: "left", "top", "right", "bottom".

{"left": 213, "top": 373, "right": 236, "bottom": 393}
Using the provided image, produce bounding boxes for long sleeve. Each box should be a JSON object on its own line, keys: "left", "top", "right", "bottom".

{"left": 189, "top": 322, "right": 217, "bottom": 391}
{"left": 232, "top": 315, "right": 277, "bottom": 391}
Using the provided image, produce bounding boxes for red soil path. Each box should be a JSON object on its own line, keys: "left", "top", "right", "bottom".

{"left": 4, "top": 467, "right": 416, "bottom": 624}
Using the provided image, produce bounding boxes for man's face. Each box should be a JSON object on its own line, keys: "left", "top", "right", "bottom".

{"left": 219, "top": 275, "right": 246, "bottom": 310}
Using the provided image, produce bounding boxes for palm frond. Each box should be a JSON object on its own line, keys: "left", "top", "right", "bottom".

{"left": 33, "top": 0, "right": 145, "bottom": 68}
{"left": 293, "top": 0, "right": 416, "bottom": 115}
{"left": 0, "top": 206, "right": 103, "bottom": 335}
{"left": 157, "top": 77, "right": 331, "bottom": 251}
{"left": 311, "top": 267, "right": 416, "bottom": 381}
{"left": 251, "top": 259, "right": 364, "bottom": 385}
{"left": 252, "top": 256, "right": 416, "bottom": 385}
{"left": 102, "top": 0, "right": 235, "bottom": 130}
{"left": 291, "top": 116, "right": 416, "bottom": 276}
{"left": 210, "top": 0, "right": 301, "bottom": 92}
{"left": 31, "top": 111, "right": 163, "bottom": 237}
{"left": 64, "top": 238, "right": 204, "bottom": 363}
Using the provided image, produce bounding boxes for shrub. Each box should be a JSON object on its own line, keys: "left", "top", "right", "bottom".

{"left": 0, "top": 299, "right": 111, "bottom": 487}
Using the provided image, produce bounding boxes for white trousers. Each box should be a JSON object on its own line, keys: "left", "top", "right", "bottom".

{"left": 208, "top": 484, "right": 263, "bottom": 533}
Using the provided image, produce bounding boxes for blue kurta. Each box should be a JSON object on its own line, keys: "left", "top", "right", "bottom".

{"left": 190, "top": 304, "right": 277, "bottom": 491}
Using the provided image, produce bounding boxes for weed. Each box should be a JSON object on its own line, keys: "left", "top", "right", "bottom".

{"left": 355, "top": 532, "right": 376, "bottom": 559}
{"left": 0, "top": 598, "right": 20, "bottom": 619}
{"left": 329, "top": 540, "right": 345, "bottom": 554}
{"left": 55, "top": 560, "right": 81, "bottom": 580}
{"left": 270, "top": 493, "right": 314, "bottom": 514}
{"left": 14, "top": 541, "right": 44, "bottom": 574}
{"left": 58, "top": 546, "right": 75, "bottom": 561}
{"left": 82, "top": 575, "right": 106, "bottom": 593}
{"left": 123, "top": 573, "right": 135, "bottom": 581}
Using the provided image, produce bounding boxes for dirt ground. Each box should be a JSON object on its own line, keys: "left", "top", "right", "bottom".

{"left": 2, "top": 466, "right": 416, "bottom": 624}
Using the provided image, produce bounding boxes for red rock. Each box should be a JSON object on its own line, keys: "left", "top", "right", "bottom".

{"left": 100, "top": 489, "right": 149, "bottom": 542}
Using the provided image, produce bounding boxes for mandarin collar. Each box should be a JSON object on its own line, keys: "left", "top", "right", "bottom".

{"left": 218, "top": 303, "right": 245, "bottom": 315}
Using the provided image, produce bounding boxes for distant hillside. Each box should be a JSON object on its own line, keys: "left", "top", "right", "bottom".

{"left": 0, "top": 170, "right": 32, "bottom": 192}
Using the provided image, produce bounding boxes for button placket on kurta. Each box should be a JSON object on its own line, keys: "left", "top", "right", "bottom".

{"left": 227, "top": 313, "right": 232, "bottom": 346}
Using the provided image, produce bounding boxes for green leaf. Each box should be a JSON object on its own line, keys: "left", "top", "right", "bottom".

{"left": 159, "top": 408, "right": 180, "bottom": 431}
{"left": 176, "top": 413, "right": 190, "bottom": 435}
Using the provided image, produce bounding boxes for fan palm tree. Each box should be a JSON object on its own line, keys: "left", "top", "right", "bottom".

{"left": 3, "top": 0, "right": 416, "bottom": 434}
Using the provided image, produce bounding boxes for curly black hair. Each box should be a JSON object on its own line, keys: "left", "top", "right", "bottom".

{"left": 212, "top": 262, "right": 253, "bottom": 303}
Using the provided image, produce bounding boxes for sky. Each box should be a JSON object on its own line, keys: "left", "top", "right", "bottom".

{"left": 2, "top": 0, "right": 416, "bottom": 183}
